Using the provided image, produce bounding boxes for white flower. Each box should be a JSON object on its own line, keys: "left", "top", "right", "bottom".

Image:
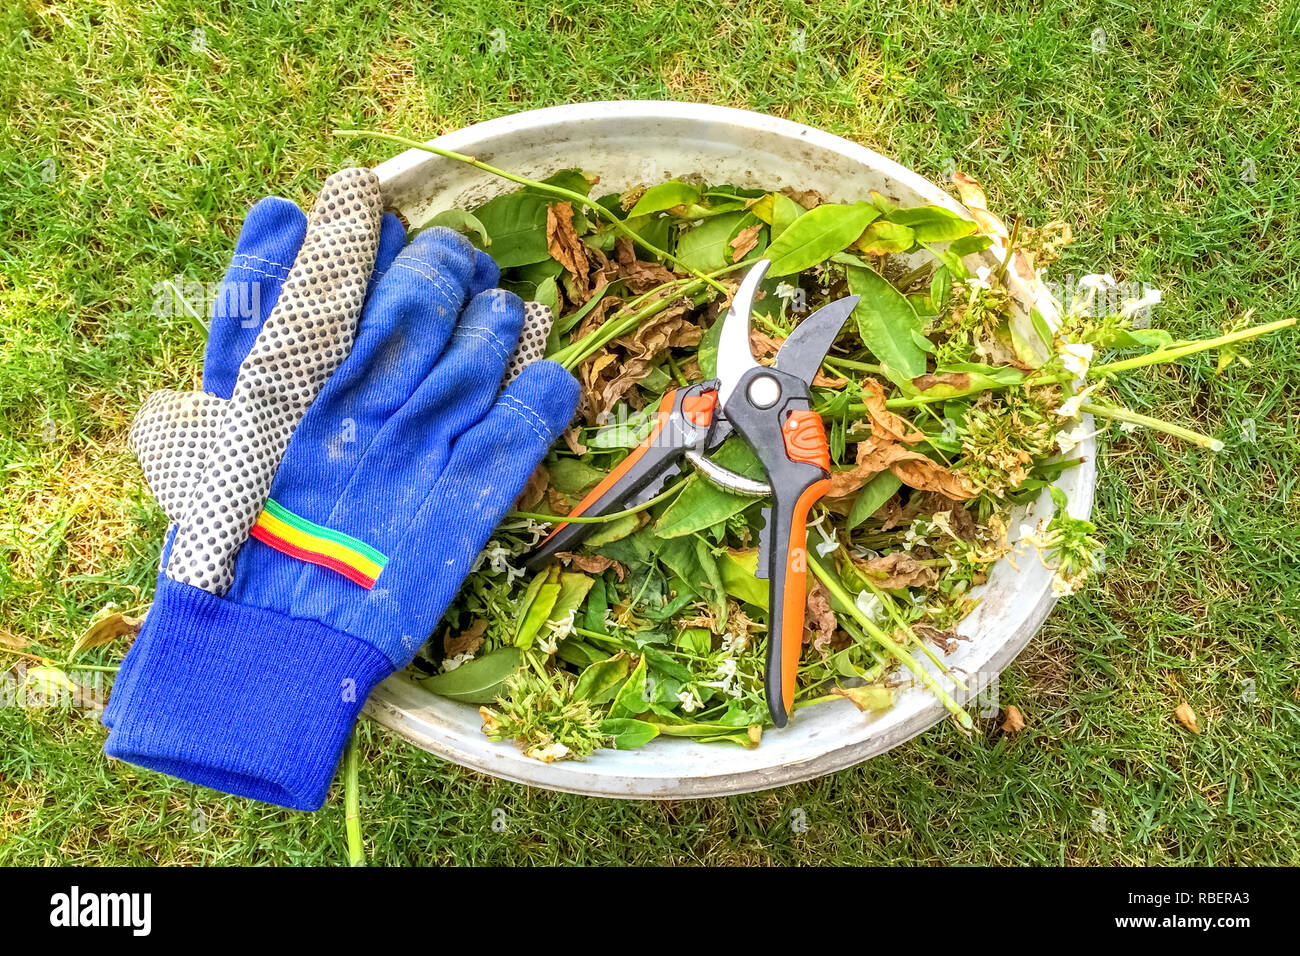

{"left": 854, "top": 590, "right": 885, "bottom": 623}
{"left": 1118, "top": 421, "right": 1140, "bottom": 434}
{"left": 1056, "top": 421, "right": 1099, "bottom": 454}
{"left": 525, "top": 742, "right": 571, "bottom": 763}
{"left": 1121, "top": 287, "right": 1162, "bottom": 318}
{"left": 1055, "top": 381, "right": 1103, "bottom": 421}
{"left": 1077, "top": 273, "right": 1117, "bottom": 291}
{"left": 1059, "top": 342, "right": 1094, "bottom": 378}
{"left": 774, "top": 281, "right": 800, "bottom": 304}
{"left": 443, "top": 653, "right": 474, "bottom": 672}
{"left": 703, "top": 658, "right": 743, "bottom": 698}
{"left": 966, "top": 265, "right": 993, "bottom": 291}
{"left": 677, "top": 688, "right": 702, "bottom": 713}
{"left": 472, "top": 541, "right": 526, "bottom": 583}
{"left": 814, "top": 524, "right": 839, "bottom": 558}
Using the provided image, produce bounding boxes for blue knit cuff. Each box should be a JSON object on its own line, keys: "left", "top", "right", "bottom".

{"left": 103, "top": 577, "right": 392, "bottom": 811}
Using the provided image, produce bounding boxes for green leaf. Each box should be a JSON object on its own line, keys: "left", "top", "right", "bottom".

{"left": 930, "top": 266, "right": 952, "bottom": 312}
{"left": 750, "top": 192, "right": 806, "bottom": 240}
{"left": 654, "top": 441, "right": 765, "bottom": 539}
{"left": 609, "top": 655, "right": 649, "bottom": 719}
{"left": 422, "top": 209, "right": 490, "bottom": 246}
{"left": 698, "top": 313, "right": 724, "bottom": 378}
{"left": 717, "top": 548, "right": 768, "bottom": 609}
{"left": 675, "top": 627, "right": 712, "bottom": 656}
{"left": 574, "top": 654, "right": 631, "bottom": 703}
{"left": 584, "top": 573, "right": 608, "bottom": 632}
{"left": 533, "top": 275, "right": 559, "bottom": 315}
{"left": 834, "top": 684, "right": 895, "bottom": 712}
{"left": 515, "top": 568, "right": 561, "bottom": 649}
{"left": 845, "top": 263, "right": 928, "bottom": 380}
{"left": 901, "top": 362, "right": 1027, "bottom": 401}
{"left": 764, "top": 201, "right": 881, "bottom": 277}
{"left": 471, "top": 190, "right": 551, "bottom": 268}
{"left": 856, "top": 219, "right": 915, "bottom": 255}
{"left": 584, "top": 511, "right": 641, "bottom": 547}
{"left": 947, "top": 234, "right": 993, "bottom": 259}
{"left": 694, "top": 536, "right": 728, "bottom": 627}
{"left": 675, "top": 211, "right": 748, "bottom": 273}
{"left": 846, "top": 471, "right": 903, "bottom": 530}
{"left": 417, "top": 647, "right": 522, "bottom": 703}
{"left": 884, "top": 205, "right": 977, "bottom": 243}
{"left": 629, "top": 180, "right": 701, "bottom": 217}
{"left": 601, "top": 717, "right": 660, "bottom": 749}
{"left": 549, "top": 572, "right": 594, "bottom": 627}
{"left": 547, "top": 457, "right": 605, "bottom": 495}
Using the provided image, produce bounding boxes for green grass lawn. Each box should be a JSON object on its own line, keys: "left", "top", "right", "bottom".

{"left": 2, "top": 0, "right": 1298, "bottom": 865}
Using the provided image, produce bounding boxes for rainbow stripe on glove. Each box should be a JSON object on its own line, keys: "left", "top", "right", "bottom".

{"left": 249, "top": 498, "right": 387, "bottom": 589}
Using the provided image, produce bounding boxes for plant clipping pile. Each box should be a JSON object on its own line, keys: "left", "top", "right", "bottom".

{"left": 393, "top": 146, "right": 1290, "bottom": 762}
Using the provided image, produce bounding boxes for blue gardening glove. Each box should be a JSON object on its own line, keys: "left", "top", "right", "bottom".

{"left": 105, "top": 174, "right": 577, "bottom": 811}
{"left": 103, "top": 179, "right": 408, "bottom": 729}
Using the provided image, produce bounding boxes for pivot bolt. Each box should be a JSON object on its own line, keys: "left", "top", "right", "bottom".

{"left": 747, "top": 373, "right": 781, "bottom": 409}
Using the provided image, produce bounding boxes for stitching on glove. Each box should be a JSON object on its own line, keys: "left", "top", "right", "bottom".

{"left": 390, "top": 259, "right": 459, "bottom": 300}
{"left": 450, "top": 325, "right": 509, "bottom": 362}
{"left": 496, "top": 394, "right": 552, "bottom": 445}
{"left": 232, "top": 254, "right": 291, "bottom": 275}
{"left": 229, "top": 263, "right": 293, "bottom": 282}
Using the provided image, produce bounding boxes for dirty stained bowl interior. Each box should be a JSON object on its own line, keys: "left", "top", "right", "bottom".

{"left": 362, "top": 101, "right": 1096, "bottom": 799}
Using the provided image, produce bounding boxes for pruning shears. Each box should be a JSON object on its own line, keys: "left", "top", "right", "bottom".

{"left": 527, "top": 259, "right": 858, "bottom": 727}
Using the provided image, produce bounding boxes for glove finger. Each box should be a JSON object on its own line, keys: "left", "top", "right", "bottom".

{"left": 202, "top": 197, "right": 308, "bottom": 399}
{"left": 469, "top": 247, "right": 500, "bottom": 296}
{"left": 367, "top": 212, "right": 407, "bottom": 292}
{"left": 375, "top": 288, "right": 526, "bottom": 461}
{"left": 343, "top": 359, "right": 578, "bottom": 653}
{"left": 129, "top": 390, "right": 227, "bottom": 526}
{"left": 503, "top": 300, "right": 556, "bottom": 387}
{"left": 168, "top": 168, "right": 384, "bottom": 595}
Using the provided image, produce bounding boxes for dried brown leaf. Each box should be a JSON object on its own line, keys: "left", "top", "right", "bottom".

{"left": 555, "top": 552, "right": 628, "bottom": 581}
{"left": 889, "top": 456, "right": 979, "bottom": 500}
{"left": 999, "top": 704, "right": 1026, "bottom": 733}
{"left": 803, "top": 580, "right": 838, "bottom": 654}
{"left": 780, "top": 186, "right": 826, "bottom": 210}
{"left": 911, "top": 371, "right": 971, "bottom": 393}
{"left": 69, "top": 611, "right": 142, "bottom": 662}
{"left": 861, "top": 378, "right": 925, "bottom": 443}
{"left": 515, "top": 463, "right": 549, "bottom": 511}
{"left": 444, "top": 619, "right": 487, "bottom": 659}
{"left": 1175, "top": 702, "right": 1201, "bottom": 734}
{"left": 612, "top": 237, "right": 678, "bottom": 292}
{"left": 729, "top": 224, "right": 762, "bottom": 262}
{"left": 546, "top": 202, "right": 590, "bottom": 296}
{"left": 858, "top": 551, "right": 938, "bottom": 589}
{"left": 952, "top": 171, "right": 1009, "bottom": 240}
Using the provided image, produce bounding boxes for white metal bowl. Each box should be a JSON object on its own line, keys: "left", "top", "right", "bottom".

{"left": 363, "top": 101, "right": 1096, "bottom": 798}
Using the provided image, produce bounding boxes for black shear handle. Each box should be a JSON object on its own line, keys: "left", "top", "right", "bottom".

{"left": 723, "top": 371, "right": 832, "bottom": 727}
{"left": 526, "top": 382, "right": 720, "bottom": 571}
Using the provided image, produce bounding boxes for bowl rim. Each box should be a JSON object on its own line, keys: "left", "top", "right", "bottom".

{"left": 363, "top": 100, "right": 1096, "bottom": 798}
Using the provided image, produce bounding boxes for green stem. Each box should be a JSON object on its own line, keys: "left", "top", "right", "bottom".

{"left": 859, "top": 577, "right": 965, "bottom": 689}
{"left": 1079, "top": 401, "right": 1224, "bottom": 450}
{"left": 508, "top": 478, "right": 685, "bottom": 524}
{"left": 1089, "top": 317, "right": 1296, "bottom": 376}
{"left": 62, "top": 662, "right": 121, "bottom": 673}
{"left": 808, "top": 555, "right": 972, "bottom": 728}
{"left": 343, "top": 729, "right": 364, "bottom": 867}
{"left": 334, "top": 129, "right": 727, "bottom": 293}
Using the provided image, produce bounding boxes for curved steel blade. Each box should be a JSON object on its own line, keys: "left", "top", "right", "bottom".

{"left": 715, "top": 258, "right": 770, "bottom": 409}
{"left": 774, "top": 294, "right": 859, "bottom": 386}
